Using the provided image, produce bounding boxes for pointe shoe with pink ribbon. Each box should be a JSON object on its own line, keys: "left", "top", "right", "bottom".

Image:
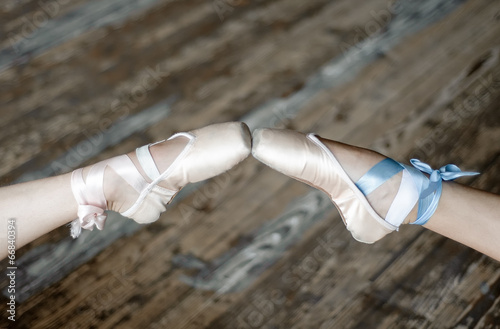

{"left": 252, "top": 128, "right": 478, "bottom": 243}
{"left": 70, "top": 122, "right": 251, "bottom": 238}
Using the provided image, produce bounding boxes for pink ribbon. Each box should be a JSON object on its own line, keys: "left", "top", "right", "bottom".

{"left": 77, "top": 205, "right": 107, "bottom": 231}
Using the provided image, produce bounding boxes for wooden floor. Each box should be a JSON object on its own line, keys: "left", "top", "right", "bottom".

{"left": 1, "top": 0, "right": 500, "bottom": 328}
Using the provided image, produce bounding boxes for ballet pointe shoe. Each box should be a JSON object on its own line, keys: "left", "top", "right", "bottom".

{"left": 252, "top": 128, "right": 478, "bottom": 243}
{"left": 70, "top": 122, "right": 252, "bottom": 238}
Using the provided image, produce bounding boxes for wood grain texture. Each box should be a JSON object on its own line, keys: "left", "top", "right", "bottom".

{"left": 1, "top": 0, "right": 499, "bottom": 328}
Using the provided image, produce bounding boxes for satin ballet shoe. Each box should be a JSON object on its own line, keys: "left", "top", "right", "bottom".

{"left": 70, "top": 122, "right": 252, "bottom": 238}
{"left": 252, "top": 128, "right": 478, "bottom": 243}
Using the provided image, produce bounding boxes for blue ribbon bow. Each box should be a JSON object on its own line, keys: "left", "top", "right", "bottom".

{"left": 409, "top": 159, "right": 479, "bottom": 225}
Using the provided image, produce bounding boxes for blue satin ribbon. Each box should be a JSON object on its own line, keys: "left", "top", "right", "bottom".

{"left": 355, "top": 158, "right": 403, "bottom": 196}
{"left": 409, "top": 159, "right": 479, "bottom": 225}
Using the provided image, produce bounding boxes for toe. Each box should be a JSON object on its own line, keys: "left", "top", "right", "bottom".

{"left": 252, "top": 128, "right": 314, "bottom": 180}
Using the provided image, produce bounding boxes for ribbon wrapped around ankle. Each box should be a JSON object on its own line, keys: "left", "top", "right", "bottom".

{"left": 70, "top": 205, "right": 107, "bottom": 238}
{"left": 409, "top": 159, "right": 479, "bottom": 225}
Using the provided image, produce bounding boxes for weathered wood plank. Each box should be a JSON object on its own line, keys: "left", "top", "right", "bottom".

{"left": 1, "top": 0, "right": 500, "bottom": 328}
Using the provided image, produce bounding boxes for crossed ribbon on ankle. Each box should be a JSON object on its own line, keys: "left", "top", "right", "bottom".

{"left": 410, "top": 159, "right": 479, "bottom": 225}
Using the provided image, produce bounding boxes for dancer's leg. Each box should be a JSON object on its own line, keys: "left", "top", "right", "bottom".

{"left": 321, "top": 138, "right": 500, "bottom": 261}
{"left": 424, "top": 183, "right": 500, "bottom": 261}
{"left": 0, "top": 122, "right": 252, "bottom": 259}
{"left": 0, "top": 172, "right": 77, "bottom": 252}
{"left": 0, "top": 135, "right": 188, "bottom": 253}
{"left": 252, "top": 128, "right": 500, "bottom": 262}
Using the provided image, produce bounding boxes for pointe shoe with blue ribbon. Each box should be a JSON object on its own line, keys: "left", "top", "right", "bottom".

{"left": 70, "top": 122, "right": 252, "bottom": 238}
{"left": 252, "top": 128, "right": 478, "bottom": 243}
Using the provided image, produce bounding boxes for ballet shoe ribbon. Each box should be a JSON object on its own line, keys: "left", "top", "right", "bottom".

{"left": 409, "top": 159, "right": 479, "bottom": 225}
{"left": 78, "top": 205, "right": 107, "bottom": 231}
{"left": 71, "top": 205, "right": 107, "bottom": 238}
{"left": 410, "top": 159, "right": 479, "bottom": 189}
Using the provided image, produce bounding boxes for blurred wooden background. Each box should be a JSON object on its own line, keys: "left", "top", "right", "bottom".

{"left": 1, "top": 0, "right": 500, "bottom": 328}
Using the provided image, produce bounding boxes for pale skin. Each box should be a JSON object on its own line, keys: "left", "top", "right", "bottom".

{"left": 1, "top": 135, "right": 499, "bottom": 262}
{"left": 0, "top": 136, "right": 189, "bottom": 259}
{"left": 319, "top": 137, "right": 500, "bottom": 262}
